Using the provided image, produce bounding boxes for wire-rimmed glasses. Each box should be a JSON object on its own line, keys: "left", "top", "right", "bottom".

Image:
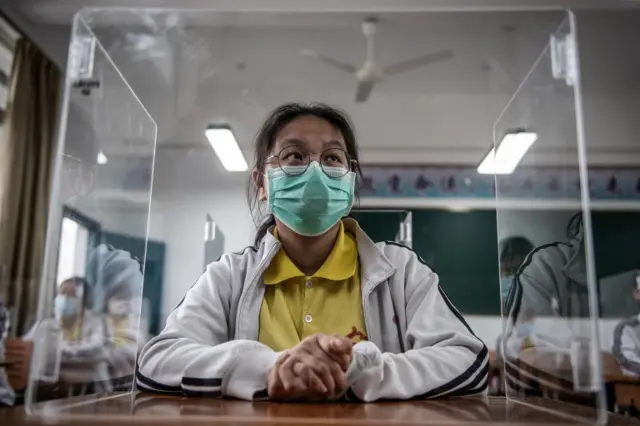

{"left": 266, "top": 146, "right": 357, "bottom": 178}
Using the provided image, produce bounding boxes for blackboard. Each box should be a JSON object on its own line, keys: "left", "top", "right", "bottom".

{"left": 353, "top": 209, "right": 640, "bottom": 316}
{"left": 412, "top": 210, "right": 501, "bottom": 315}
{"left": 350, "top": 210, "right": 407, "bottom": 243}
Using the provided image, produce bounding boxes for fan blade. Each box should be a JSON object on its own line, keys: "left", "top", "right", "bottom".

{"left": 354, "top": 80, "right": 375, "bottom": 103}
{"left": 300, "top": 49, "right": 357, "bottom": 74}
{"left": 384, "top": 50, "right": 454, "bottom": 76}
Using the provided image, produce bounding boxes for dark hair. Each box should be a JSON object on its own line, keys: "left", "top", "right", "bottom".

{"left": 247, "top": 102, "right": 362, "bottom": 245}
{"left": 499, "top": 236, "right": 534, "bottom": 275}
{"left": 59, "top": 276, "right": 93, "bottom": 310}
{"left": 566, "top": 212, "right": 583, "bottom": 240}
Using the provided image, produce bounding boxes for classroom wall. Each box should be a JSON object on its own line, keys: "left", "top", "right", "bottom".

{"left": 495, "top": 210, "right": 574, "bottom": 247}
{"left": 467, "top": 316, "right": 623, "bottom": 351}
{"left": 150, "top": 186, "right": 254, "bottom": 319}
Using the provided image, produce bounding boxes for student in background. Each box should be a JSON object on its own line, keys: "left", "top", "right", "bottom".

{"left": 612, "top": 273, "right": 640, "bottom": 376}
{"left": 506, "top": 213, "right": 586, "bottom": 321}
{"left": 495, "top": 236, "right": 534, "bottom": 365}
{"left": 137, "top": 102, "right": 487, "bottom": 402}
{"left": 499, "top": 236, "right": 534, "bottom": 310}
{"left": 502, "top": 213, "right": 593, "bottom": 396}
{"left": 25, "top": 277, "right": 111, "bottom": 395}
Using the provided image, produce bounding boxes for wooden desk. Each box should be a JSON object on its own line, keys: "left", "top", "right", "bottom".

{"left": 1, "top": 394, "right": 637, "bottom": 425}
{"left": 606, "top": 374, "right": 640, "bottom": 413}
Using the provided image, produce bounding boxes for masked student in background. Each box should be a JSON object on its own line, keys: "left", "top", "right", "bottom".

{"left": 500, "top": 213, "right": 587, "bottom": 396}
{"left": 23, "top": 104, "right": 148, "bottom": 397}
{"left": 499, "top": 237, "right": 534, "bottom": 311}
{"left": 612, "top": 273, "right": 640, "bottom": 376}
{"left": 501, "top": 213, "right": 624, "bottom": 399}
{"left": 24, "top": 277, "right": 112, "bottom": 395}
{"left": 494, "top": 236, "right": 534, "bottom": 363}
{"left": 137, "top": 103, "right": 488, "bottom": 402}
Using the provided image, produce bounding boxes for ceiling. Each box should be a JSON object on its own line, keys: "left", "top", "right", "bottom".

{"left": 4, "top": 3, "right": 640, "bottom": 202}
{"left": 15, "top": 0, "right": 640, "bottom": 26}
{"left": 74, "top": 10, "right": 566, "bottom": 160}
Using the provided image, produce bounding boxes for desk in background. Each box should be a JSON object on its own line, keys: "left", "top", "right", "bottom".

{"left": 606, "top": 374, "right": 640, "bottom": 417}
{"left": 2, "top": 393, "right": 638, "bottom": 426}
{"left": 510, "top": 347, "right": 640, "bottom": 415}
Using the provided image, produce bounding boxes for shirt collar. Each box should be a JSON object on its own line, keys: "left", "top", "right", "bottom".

{"left": 259, "top": 218, "right": 396, "bottom": 293}
{"left": 263, "top": 221, "right": 357, "bottom": 285}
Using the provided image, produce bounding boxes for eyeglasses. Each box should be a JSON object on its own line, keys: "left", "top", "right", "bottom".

{"left": 266, "top": 146, "right": 357, "bottom": 178}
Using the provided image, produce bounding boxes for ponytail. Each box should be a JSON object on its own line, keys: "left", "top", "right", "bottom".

{"left": 254, "top": 214, "right": 276, "bottom": 246}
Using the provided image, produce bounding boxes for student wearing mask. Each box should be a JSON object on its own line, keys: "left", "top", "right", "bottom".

{"left": 46, "top": 102, "right": 146, "bottom": 393}
{"left": 498, "top": 236, "right": 534, "bottom": 309}
{"left": 25, "top": 277, "right": 111, "bottom": 395}
{"left": 502, "top": 213, "right": 595, "bottom": 396}
{"left": 137, "top": 103, "right": 487, "bottom": 402}
{"left": 495, "top": 236, "right": 534, "bottom": 363}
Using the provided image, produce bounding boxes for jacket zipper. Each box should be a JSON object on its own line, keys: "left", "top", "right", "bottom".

{"left": 361, "top": 269, "right": 396, "bottom": 346}
{"left": 234, "top": 243, "right": 281, "bottom": 337}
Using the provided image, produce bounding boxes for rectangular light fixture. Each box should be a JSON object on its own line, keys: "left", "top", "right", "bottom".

{"left": 205, "top": 125, "right": 248, "bottom": 172}
{"left": 97, "top": 151, "right": 108, "bottom": 165}
{"left": 477, "top": 131, "right": 538, "bottom": 175}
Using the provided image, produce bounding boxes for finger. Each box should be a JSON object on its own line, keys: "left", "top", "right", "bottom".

{"left": 330, "top": 335, "right": 353, "bottom": 354}
{"left": 330, "top": 338, "right": 354, "bottom": 371}
{"left": 312, "top": 334, "right": 350, "bottom": 371}
{"left": 293, "top": 361, "right": 327, "bottom": 395}
{"left": 324, "top": 355, "right": 348, "bottom": 391}
{"left": 313, "top": 346, "right": 349, "bottom": 391}
{"left": 280, "top": 356, "right": 308, "bottom": 395}
{"left": 317, "top": 334, "right": 334, "bottom": 354}
{"left": 299, "top": 351, "right": 336, "bottom": 396}
{"left": 302, "top": 339, "right": 348, "bottom": 391}
{"left": 268, "top": 368, "right": 282, "bottom": 398}
{"left": 268, "top": 354, "right": 288, "bottom": 398}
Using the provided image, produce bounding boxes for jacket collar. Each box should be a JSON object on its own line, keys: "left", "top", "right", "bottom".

{"left": 563, "top": 228, "right": 586, "bottom": 285}
{"left": 258, "top": 218, "right": 396, "bottom": 293}
{"left": 263, "top": 222, "right": 358, "bottom": 284}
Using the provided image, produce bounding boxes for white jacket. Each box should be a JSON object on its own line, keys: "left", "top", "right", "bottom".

{"left": 612, "top": 315, "right": 640, "bottom": 376}
{"left": 136, "top": 219, "right": 488, "bottom": 401}
{"left": 25, "top": 312, "right": 111, "bottom": 388}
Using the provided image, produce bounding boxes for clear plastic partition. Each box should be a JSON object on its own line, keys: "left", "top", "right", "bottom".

{"left": 494, "top": 13, "right": 607, "bottom": 424}
{"left": 26, "top": 14, "right": 157, "bottom": 415}
{"left": 21, "top": 5, "right": 625, "bottom": 424}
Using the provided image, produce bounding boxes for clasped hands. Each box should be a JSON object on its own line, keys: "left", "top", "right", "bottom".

{"left": 267, "top": 333, "right": 354, "bottom": 400}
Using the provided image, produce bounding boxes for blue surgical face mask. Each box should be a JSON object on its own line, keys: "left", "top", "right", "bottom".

{"left": 54, "top": 295, "right": 79, "bottom": 319}
{"left": 267, "top": 162, "right": 355, "bottom": 237}
{"left": 500, "top": 276, "right": 514, "bottom": 298}
{"left": 518, "top": 323, "right": 534, "bottom": 336}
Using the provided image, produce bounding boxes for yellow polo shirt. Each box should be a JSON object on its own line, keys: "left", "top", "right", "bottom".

{"left": 258, "top": 222, "right": 368, "bottom": 352}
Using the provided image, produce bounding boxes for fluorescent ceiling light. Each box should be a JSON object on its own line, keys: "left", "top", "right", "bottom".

{"left": 205, "top": 126, "right": 248, "bottom": 172}
{"left": 97, "top": 151, "right": 108, "bottom": 165}
{"left": 477, "top": 131, "right": 538, "bottom": 175}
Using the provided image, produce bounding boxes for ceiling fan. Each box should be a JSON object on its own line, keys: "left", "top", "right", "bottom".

{"left": 300, "top": 17, "right": 454, "bottom": 103}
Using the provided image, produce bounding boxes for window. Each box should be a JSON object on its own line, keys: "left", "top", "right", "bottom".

{"left": 56, "top": 217, "right": 89, "bottom": 286}
{"left": 0, "top": 15, "right": 17, "bottom": 127}
{"left": 56, "top": 208, "right": 101, "bottom": 287}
